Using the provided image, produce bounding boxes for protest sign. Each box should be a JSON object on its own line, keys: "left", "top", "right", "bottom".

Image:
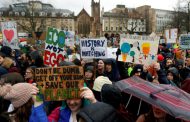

{"left": 179, "top": 34, "right": 190, "bottom": 49}
{"left": 107, "top": 47, "right": 117, "bottom": 59}
{"left": 119, "top": 35, "right": 159, "bottom": 65}
{"left": 80, "top": 38, "right": 107, "bottom": 59}
{"left": 164, "top": 28, "right": 178, "bottom": 44}
{"left": 1, "top": 21, "right": 19, "bottom": 49}
{"left": 35, "top": 66, "right": 84, "bottom": 101}
{"left": 44, "top": 27, "right": 65, "bottom": 67}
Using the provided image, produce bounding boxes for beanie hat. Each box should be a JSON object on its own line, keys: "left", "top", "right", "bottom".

{"left": 85, "top": 66, "right": 94, "bottom": 73}
{"left": 132, "top": 64, "right": 143, "bottom": 73}
{"left": 168, "top": 67, "right": 179, "bottom": 77}
{"left": 0, "top": 46, "right": 12, "bottom": 57}
{"left": 157, "top": 54, "right": 164, "bottom": 62}
{"left": 3, "top": 83, "right": 33, "bottom": 108}
{"left": 93, "top": 76, "right": 112, "bottom": 92}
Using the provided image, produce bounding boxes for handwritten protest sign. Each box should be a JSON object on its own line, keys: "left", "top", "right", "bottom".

{"left": 80, "top": 38, "right": 107, "bottom": 59}
{"left": 119, "top": 35, "right": 159, "bottom": 65}
{"left": 107, "top": 47, "right": 117, "bottom": 59}
{"left": 1, "top": 21, "right": 19, "bottom": 49}
{"left": 179, "top": 34, "right": 190, "bottom": 49}
{"left": 44, "top": 27, "right": 65, "bottom": 67}
{"left": 35, "top": 66, "right": 84, "bottom": 101}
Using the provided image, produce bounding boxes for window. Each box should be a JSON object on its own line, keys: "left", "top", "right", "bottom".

{"left": 116, "top": 27, "right": 118, "bottom": 31}
{"left": 15, "top": 12, "right": 19, "bottom": 16}
{"left": 111, "top": 27, "right": 113, "bottom": 30}
{"left": 106, "top": 27, "right": 108, "bottom": 31}
{"left": 120, "top": 27, "right": 122, "bottom": 31}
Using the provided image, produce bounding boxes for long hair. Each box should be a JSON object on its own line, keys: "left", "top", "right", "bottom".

{"left": 144, "top": 109, "right": 180, "bottom": 122}
{"left": 9, "top": 98, "right": 34, "bottom": 122}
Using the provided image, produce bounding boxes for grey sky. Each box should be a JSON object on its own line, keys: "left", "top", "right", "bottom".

{"left": 46, "top": 0, "right": 179, "bottom": 15}
{"left": 0, "top": 0, "right": 179, "bottom": 15}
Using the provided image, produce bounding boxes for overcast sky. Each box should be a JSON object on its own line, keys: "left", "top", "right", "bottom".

{"left": 45, "top": 0, "right": 179, "bottom": 15}
{"left": 0, "top": 0, "right": 179, "bottom": 15}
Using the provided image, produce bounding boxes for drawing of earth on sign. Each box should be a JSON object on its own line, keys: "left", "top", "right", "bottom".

{"left": 3, "top": 29, "right": 14, "bottom": 43}
{"left": 121, "top": 42, "right": 130, "bottom": 62}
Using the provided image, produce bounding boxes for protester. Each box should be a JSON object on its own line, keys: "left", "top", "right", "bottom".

{"left": 101, "top": 84, "right": 135, "bottom": 122}
{"left": 25, "top": 67, "right": 35, "bottom": 84}
{"left": 96, "top": 59, "right": 105, "bottom": 77}
{"left": 31, "top": 87, "right": 96, "bottom": 122}
{"left": 84, "top": 66, "right": 94, "bottom": 89}
{"left": 0, "top": 83, "right": 39, "bottom": 122}
{"left": 104, "top": 58, "right": 120, "bottom": 82}
{"left": 136, "top": 106, "right": 180, "bottom": 122}
{"left": 77, "top": 102, "right": 120, "bottom": 122}
{"left": 92, "top": 76, "right": 112, "bottom": 101}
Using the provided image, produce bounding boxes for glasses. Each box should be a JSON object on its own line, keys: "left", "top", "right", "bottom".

{"left": 25, "top": 71, "right": 32, "bottom": 74}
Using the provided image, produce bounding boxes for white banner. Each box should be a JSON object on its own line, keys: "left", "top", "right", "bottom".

{"left": 80, "top": 38, "right": 107, "bottom": 59}
{"left": 1, "top": 21, "right": 19, "bottom": 49}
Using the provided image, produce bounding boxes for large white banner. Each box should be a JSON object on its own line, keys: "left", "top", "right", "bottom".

{"left": 80, "top": 38, "right": 107, "bottom": 59}
{"left": 1, "top": 21, "right": 19, "bottom": 49}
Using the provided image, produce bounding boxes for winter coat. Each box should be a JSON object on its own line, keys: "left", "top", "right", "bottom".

{"left": 77, "top": 102, "right": 119, "bottom": 122}
{"left": 30, "top": 104, "right": 71, "bottom": 122}
{"left": 29, "top": 104, "right": 48, "bottom": 122}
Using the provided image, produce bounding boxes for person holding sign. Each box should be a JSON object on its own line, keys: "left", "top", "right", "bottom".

{"left": 31, "top": 87, "right": 96, "bottom": 122}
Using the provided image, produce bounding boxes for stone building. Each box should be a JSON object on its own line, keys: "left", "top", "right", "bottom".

{"left": 136, "top": 5, "right": 174, "bottom": 35}
{"left": 76, "top": 0, "right": 101, "bottom": 37}
{"left": 102, "top": 5, "right": 146, "bottom": 35}
{"left": 0, "top": 1, "right": 75, "bottom": 36}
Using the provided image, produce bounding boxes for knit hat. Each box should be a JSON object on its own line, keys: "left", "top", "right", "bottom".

{"left": 85, "top": 66, "right": 94, "bottom": 73}
{"left": 3, "top": 83, "right": 33, "bottom": 108}
{"left": 157, "top": 54, "right": 164, "bottom": 62}
{"left": 133, "top": 64, "right": 143, "bottom": 73}
{"left": 168, "top": 67, "right": 179, "bottom": 77}
{"left": 93, "top": 76, "right": 112, "bottom": 92}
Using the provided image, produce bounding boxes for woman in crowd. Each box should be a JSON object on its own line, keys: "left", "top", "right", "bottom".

{"left": 136, "top": 106, "right": 180, "bottom": 122}
{"left": 96, "top": 59, "right": 105, "bottom": 77}
{"left": 104, "top": 58, "right": 120, "bottom": 82}
{"left": 25, "top": 67, "right": 35, "bottom": 84}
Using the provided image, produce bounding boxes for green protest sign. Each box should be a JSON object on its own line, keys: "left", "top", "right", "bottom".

{"left": 35, "top": 66, "right": 84, "bottom": 101}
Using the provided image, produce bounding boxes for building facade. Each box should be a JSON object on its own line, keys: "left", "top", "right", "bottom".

{"left": 136, "top": 5, "right": 174, "bottom": 35}
{"left": 0, "top": 1, "right": 75, "bottom": 35}
{"left": 102, "top": 5, "right": 146, "bottom": 35}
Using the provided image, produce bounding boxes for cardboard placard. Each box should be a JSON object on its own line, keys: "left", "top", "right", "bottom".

{"left": 80, "top": 38, "right": 107, "bottom": 59}
{"left": 44, "top": 27, "right": 65, "bottom": 67}
{"left": 1, "top": 21, "right": 19, "bottom": 49}
{"left": 35, "top": 66, "right": 84, "bottom": 101}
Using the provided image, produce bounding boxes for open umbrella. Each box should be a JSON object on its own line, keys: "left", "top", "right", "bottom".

{"left": 115, "top": 76, "right": 190, "bottom": 121}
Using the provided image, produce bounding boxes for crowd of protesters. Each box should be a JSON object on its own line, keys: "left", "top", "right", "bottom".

{"left": 0, "top": 33, "right": 189, "bottom": 122}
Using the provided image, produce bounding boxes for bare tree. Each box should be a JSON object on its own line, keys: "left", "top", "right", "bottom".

{"left": 169, "top": 0, "right": 190, "bottom": 33}
{"left": 1, "top": 0, "right": 49, "bottom": 36}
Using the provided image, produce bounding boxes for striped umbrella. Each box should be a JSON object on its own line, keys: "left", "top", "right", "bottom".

{"left": 115, "top": 76, "right": 190, "bottom": 121}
